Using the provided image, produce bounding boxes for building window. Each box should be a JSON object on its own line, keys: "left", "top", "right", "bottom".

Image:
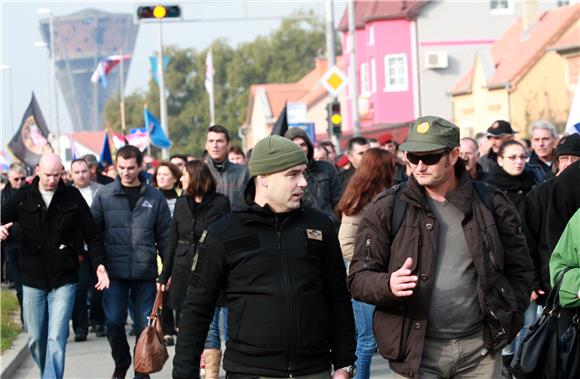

{"left": 384, "top": 54, "right": 408, "bottom": 92}
{"left": 490, "top": 0, "right": 514, "bottom": 14}
{"left": 370, "top": 57, "right": 377, "bottom": 93}
{"left": 368, "top": 25, "right": 375, "bottom": 45}
{"left": 360, "top": 63, "right": 370, "bottom": 95}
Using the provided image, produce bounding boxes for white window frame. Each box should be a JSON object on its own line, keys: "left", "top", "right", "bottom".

{"left": 383, "top": 54, "right": 408, "bottom": 92}
{"left": 368, "top": 25, "right": 375, "bottom": 46}
{"left": 489, "top": 0, "right": 514, "bottom": 14}
{"left": 360, "top": 62, "right": 370, "bottom": 95}
{"left": 370, "top": 57, "right": 377, "bottom": 93}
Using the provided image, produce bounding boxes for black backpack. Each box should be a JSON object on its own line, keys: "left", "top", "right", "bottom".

{"left": 390, "top": 180, "right": 498, "bottom": 239}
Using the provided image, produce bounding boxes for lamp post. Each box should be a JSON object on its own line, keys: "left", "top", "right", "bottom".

{"left": 0, "top": 64, "right": 15, "bottom": 137}
{"left": 37, "top": 8, "right": 60, "bottom": 153}
{"left": 33, "top": 42, "right": 53, "bottom": 134}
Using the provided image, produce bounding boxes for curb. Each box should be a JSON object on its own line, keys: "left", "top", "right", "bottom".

{"left": 1, "top": 332, "right": 29, "bottom": 379}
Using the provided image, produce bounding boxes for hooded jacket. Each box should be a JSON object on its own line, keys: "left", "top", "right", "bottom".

{"left": 284, "top": 128, "right": 342, "bottom": 223}
{"left": 1, "top": 178, "right": 105, "bottom": 290}
{"left": 91, "top": 175, "right": 171, "bottom": 281}
{"left": 173, "top": 181, "right": 356, "bottom": 378}
{"left": 349, "top": 169, "right": 533, "bottom": 378}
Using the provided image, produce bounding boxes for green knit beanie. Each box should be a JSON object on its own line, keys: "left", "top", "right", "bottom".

{"left": 249, "top": 135, "right": 308, "bottom": 177}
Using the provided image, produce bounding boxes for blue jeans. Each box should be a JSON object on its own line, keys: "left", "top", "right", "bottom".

{"left": 22, "top": 283, "right": 77, "bottom": 379}
{"left": 205, "top": 306, "right": 228, "bottom": 349}
{"left": 502, "top": 302, "right": 539, "bottom": 356}
{"left": 352, "top": 299, "right": 376, "bottom": 379}
{"left": 102, "top": 279, "right": 156, "bottom": 370}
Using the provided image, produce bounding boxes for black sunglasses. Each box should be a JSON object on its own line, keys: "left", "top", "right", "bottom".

{"left": 406, "top": 150, "right": 449, "bottom": 166}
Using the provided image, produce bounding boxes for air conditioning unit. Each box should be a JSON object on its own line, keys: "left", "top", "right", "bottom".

{"left": 425, "top": 51, "right": 448, "bottom": 69}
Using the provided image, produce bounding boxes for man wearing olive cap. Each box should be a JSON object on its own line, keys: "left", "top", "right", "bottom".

{"left": 349, "top": 116, "right": 533, "bottom": 378}
{"left": 173, "top": 135, "right": 356, "bottom": 379}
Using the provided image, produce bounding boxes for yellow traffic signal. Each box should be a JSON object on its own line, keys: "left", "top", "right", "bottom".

{"left": 153, "top": 5, "right": 167, "bottom": 18}
{"left": 137, "top": 5, "right": 181, "bottom": 20}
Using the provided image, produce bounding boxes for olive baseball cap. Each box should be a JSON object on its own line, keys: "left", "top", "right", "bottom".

{"left": 399, "top": 116, "right": 460, "bottom": 152}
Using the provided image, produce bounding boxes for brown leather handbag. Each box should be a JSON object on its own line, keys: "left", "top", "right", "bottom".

{"left": 134, "top": 289, "right": 169, "bottom": 374}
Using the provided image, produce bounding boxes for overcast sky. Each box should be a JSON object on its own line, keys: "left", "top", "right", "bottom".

{"left": 1, "top": 0, "right": 346, "bottom": 144}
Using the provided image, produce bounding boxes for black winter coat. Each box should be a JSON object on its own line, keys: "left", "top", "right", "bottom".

{"left": 173, "top": 193, "right": 356, "bottom": 378}
{"left": 158, "top": 193, "right": 230, "bottom": 309}
{"left": 1, "top": 178, "right": 105, "bottom": 290}
{"left": 547, "top": 161, "right": 580, "bottom": 250}
{"left": 485, "top": 165, "right": 537, "bottom": 210}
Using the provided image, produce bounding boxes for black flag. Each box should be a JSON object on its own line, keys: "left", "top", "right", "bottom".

{"left": 270, "top": 102, "right": 288, "bottom": 136}
{"left": 8, "top": 93, "right": 52, "bottom": 169}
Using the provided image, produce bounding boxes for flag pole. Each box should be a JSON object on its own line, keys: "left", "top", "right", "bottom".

{"left": 119, "top": 50, "right": 127, "bottom": 138}
{"left": 206, "top": 48, "right": 215, "bottom": 125}
{"left": 144, "top": 104, "right": 152, "bottom": 156}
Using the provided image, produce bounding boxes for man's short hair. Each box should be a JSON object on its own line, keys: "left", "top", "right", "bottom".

{"left": 170, "top": 154, "right": 187, "bottom": 163}
{"left": 460, "top": 137, "right": 478, "bottom": 150}
{"left": 9, "top": 162, "right": 27, "bottom": 175}
{"left": 70, "top": 158, "right": 89, "bottom": 170}
{"left": 206, "top": 124, "right": 230, "bottom": 142}
{"left": 80, "top": 154, "right": 99, "bottom": 168}
{"left": 347, "top": 137, "right": 369, "bottom": 153}
{"left": 229, "top": 145, "right": 245, "bottom": 157}
{"left": 529, "top": 120, "right": 557, "bottom": 139}
{"left": 116, "top": 145, "right": 143, "bottom": 166}
{"left": 320, "top": 140, "right": 336, "bottom": 153}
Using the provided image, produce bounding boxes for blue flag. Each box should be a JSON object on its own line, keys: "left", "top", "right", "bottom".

{"left": 100, "top": 132, "right": 113, "bottom": 166}
{"left": 149, "top": 56, "right": 171, "bottom": 85}
{"left": 144, "top": 109, "right": 172, "bottom": 149}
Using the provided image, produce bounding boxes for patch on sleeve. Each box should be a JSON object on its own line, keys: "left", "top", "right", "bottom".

{"left": 223, "top": 234, "right": 260, "bottom": 254}
{"left": 306, "top": 228, "right": 323, "bottom": 241}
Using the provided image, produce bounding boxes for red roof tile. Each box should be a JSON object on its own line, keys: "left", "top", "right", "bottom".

{"left": 551, "top": 21, "right": 580, "bottom": 51}
{"left": 337, "top": 0, "right": 427, "bottom": 31}
{"left": 450, "top": 4, "right": 580, "bottom": 94}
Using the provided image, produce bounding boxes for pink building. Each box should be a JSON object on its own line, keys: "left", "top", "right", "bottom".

{"left": 337, "top": 1, "right": 426, "bottom": 142}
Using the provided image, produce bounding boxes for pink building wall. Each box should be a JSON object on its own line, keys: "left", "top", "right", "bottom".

{"left": 342, "top": 19, "right": 415, "bottom": 133}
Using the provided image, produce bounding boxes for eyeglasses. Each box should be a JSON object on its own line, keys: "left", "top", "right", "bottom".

{"left": 406, "top": 150, "right": 449, "bottom": 166}
{"left": 503, "top": 155, "right": 527, "bottom": 161}
{"left": 12, "top": 177, "right": 26, "bottom": 182}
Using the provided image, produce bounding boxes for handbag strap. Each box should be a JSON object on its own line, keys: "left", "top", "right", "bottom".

{"left": 148, "top": 289, "right": 164, "bottom": 321}
{"left": 544, "top": 267, "right": 571, "bottom": 313}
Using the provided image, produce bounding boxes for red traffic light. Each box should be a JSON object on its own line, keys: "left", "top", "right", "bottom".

{"left": 137, "top": 5, "right": 181, "bottom": 19}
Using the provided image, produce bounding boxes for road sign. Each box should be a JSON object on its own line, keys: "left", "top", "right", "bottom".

{"left": 320, "top": 66, "right": 347, "bottom": 97}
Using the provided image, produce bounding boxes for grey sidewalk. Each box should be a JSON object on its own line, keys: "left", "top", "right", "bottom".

{"left": 7, "top": 331, "right": 395, "bottom": 379}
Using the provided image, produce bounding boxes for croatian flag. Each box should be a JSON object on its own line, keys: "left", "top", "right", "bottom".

{"left": 90, "top": 54, "right": 132, "bottom": 88}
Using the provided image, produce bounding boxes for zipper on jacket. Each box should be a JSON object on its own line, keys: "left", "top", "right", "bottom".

{"left": 364, "top": 236, "right": 371, "bottom": 269}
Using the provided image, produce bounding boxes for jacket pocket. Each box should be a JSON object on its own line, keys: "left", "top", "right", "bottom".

{"left": 374, "top": 308, "right": 409, "bottom": 361}
{"left": 228, "top": 297, "right": 282, "bottom": 353}
{"left": 298, "top": 295, "right": 331, "bottom": 352}
{"left": 19, "top": 203, "right": 41, "bottom": 230}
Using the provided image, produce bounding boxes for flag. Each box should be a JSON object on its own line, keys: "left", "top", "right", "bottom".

{"left": 149, "top": 56, "right": 171, "bottom": 85}
{"left": 205, "top": 49, "right": 215, "bottom": 124}
{"left": 127, "top": 128, "right": 149, "bottom": 151}
{"left": 69, "top": 133, "right": 78, "bottom": 160}
{"left": 144, "top": 108, "right": 172, "bottom": 149}
{"left": 100, "top": 132, "right": 113, "bottom": 166}
{"left": 565, "top": 80, "right": 580, "bottom": 135}
{"left": 270, "top": 103, "right": 288, "bottom": 136}
{"left": 8, "top": 92, "right": 52, "bottom": 169}
{"left": 90, "top": 54, "right": 132, "bottom": 88}
{"left": 0, "top": 151, "right": 13, "bottom": 172}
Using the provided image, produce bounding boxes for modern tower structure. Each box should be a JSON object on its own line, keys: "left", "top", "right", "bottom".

{"left": 39, "top": 9, "right": 139, "bottom": 132}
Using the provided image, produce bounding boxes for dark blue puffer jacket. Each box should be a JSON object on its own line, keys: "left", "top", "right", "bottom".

{"left": 91, "top": 176, "right": 171, "bottom": 280}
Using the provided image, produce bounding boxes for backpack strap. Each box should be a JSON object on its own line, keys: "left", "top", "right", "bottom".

{"left": 390, "top": 181, "right": 408, "bottom": 240}
{"left": 472, "top": 181, "right": 498, "bottom": 223}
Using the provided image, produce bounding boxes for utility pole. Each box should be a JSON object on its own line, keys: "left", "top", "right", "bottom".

{"left": 326, "top": 0, "right": 341, "bottom": 151}
{"left": 348, "top": 0, "right": 361, "bottom": 137}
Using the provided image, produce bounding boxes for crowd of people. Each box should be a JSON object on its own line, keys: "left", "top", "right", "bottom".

{"left": 1, "top": 117, "right": 579, "bottom": 379}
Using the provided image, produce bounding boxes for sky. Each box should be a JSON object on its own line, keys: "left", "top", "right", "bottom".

{"left": 1, "top": 0, "right": 347, "bottom": 146}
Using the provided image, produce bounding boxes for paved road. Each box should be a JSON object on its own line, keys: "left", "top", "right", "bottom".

{"left": 12, "top": 331, "right": 395, "bottom": 379}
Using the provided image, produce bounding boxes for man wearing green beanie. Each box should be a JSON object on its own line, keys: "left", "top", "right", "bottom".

{"left": 174, "top": 135, "right": 357, "bottom": 379}
{"left": 349, "top": 116, "right": 532, "bottom": 378}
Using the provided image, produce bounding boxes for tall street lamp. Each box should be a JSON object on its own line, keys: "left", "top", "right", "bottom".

{"left": 37, "top": 8, "right": 61, "bottom": 153}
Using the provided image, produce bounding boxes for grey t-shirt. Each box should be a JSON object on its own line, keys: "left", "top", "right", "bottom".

{"left": 426, "top": 197, "right": 484, "bottom": 339}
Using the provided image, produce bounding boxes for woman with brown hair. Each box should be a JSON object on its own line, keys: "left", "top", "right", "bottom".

{"left": 336, "top": 148, "right": 395, "bottom": 379}
{"left": 157, "top": 160, "right": 230, "bottom": 377}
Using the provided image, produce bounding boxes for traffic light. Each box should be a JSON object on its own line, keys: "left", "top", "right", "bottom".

{"left": 327, "top": 101, "right": 342, "bottom": 135}
{"left": 137, "top": 5, "right": 181, "bottom": 20}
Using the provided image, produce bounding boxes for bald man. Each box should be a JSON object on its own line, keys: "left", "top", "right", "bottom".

{"left": 1, "top": 153, "right": 109, "bottom": 379}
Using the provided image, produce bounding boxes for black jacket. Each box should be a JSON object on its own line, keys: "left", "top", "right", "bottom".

{"left": 521, "top": 178, "right": 556, "bottom": 305}
{"left": 547, "top": 161, "right": 580, "bottom": 250}
{"left": 173, "top": 186, "right": 356, "bottom": 378}
{"left": 0, "top": 182, "right": 24, "bottom": 243}
{"left": 485, "top": 165, "right": 537, "bottom": 211}
{"left": 1, "top": 178, "right": 105, "bottom": 290}
{"left": 158, "top": 193, "right": 230, "bottom": 309}
{"left": 91, "top": 176, "right": 171, "bottom": 281}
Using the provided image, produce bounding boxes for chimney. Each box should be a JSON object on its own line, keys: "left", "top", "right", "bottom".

{"left": 522, "top": 0, "right": 539, "bottom": 39}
